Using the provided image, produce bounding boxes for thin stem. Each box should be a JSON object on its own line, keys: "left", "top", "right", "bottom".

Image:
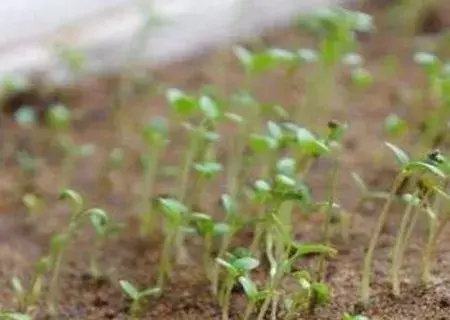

{"left": 221, "top": 277, "right": 233, "bottom": 320}
{"left": 391, "top": 190, "right": 418, "bottom": 296}
{"left": 47, "top": 249, "right": 65, "bottom": 314}
{"left": 140, "top": 146, "right": 162, "bottom": 236}
{"left": 157, "top": 230, "right": 175, "bottom": 290}
{"left": 317, "top": 159, "right": 339, "bottom": 283}
{"left": 360, "top": 173, "right": 405, "bottom": 305}
{"left": 243, "top": 300, "right": 255, "bottom": 320}
{"left": 421, "top": 210, "right": 438, "bottom": 284}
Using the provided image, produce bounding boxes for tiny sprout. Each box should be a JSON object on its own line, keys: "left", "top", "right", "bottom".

{"left": 22, "top": 193, "right": 44, "bottom": 218}
{"left": 45, "top": 104, "right": 71, "bottom": 131}
{"left": 14, "top": 106, "right": 37, "bottom": 127}
{"left": 157, "top": 198, "right": 189, "bottom": 290}
{"left": 350, "top": 67, "right": 373, "bottom": 89}
{"left": 216, "top": 254, "right": 260, "bottom": 320}
{"left": 119, "top": 280, "right": 160, "bottom": 319}
{"left": 384, "top": 114, "right": 408, "bottom": 138}
{"left": 194, "top": 161, "right": 223, "bottom": 179}
{"left": 89, "top": 209, "right": 121, "bottom": 279}
{"left": 199, "top": 95, "right": 221, "bottom": 121}
{"left": 166, "top": 88, "right": 197, "bottom": 118}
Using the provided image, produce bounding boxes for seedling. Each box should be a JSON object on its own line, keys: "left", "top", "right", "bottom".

{"left": 284, "top": 270, "right": 331, "bottom": 319}
{"left": 157, "top": 198, "right": 190, "bottom": 290}
{"left": 190, "top": 213, "right": 230, "bottom": 279}
{"left": 22, "top": 193, "right": 45, "bottom": 219}
{"left": 10, "top": 257, "right": 51, "bottom": 312}
{"left": 46, "top": 189, "right": 113, "bottom": 313}
{"left": 89, "top": 209, "right": 122, "bottom": 279}
{"left": 119, "top": 280, "right": 160, "bottom": 319}
{"left": 215, "top": 253, "right": 260, "bottom": 320}
{"left": 360, "top": 143, "right": 447, "bottom": 305}
{"left": 238, "top": 275, "right": 269, "bottom": 320}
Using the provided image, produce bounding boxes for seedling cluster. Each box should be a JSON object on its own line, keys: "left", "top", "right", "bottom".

{"left": 1, "top": 4, "right": 449, "bottom": 320}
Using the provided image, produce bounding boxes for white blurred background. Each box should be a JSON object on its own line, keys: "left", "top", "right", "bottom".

{"left": 0, "top": 0, "right": 344, "bottom": 84}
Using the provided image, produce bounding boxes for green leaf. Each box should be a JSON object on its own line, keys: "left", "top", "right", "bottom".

{"left": 199, "top": 96, "right": 220, "bottom": 120}
{"left": 213, "top": 223, "right": 231, "bottom": 236}
{"left": 119, "top": 280, "right": 140, "bottom": 300}
{"left": 87, "top": 208, "right": 110, "bottom": 234}
{"left": 215, "top": 258, "right": 238, "bottom": 276}
{"left": 292, "top": 243, "right": 338, "bottom": 257}
{"left": 298, "top": 48, "right": 318, "bottom": 63}
{"left": 254, "top": 179, "right": 272, "bottom": 195}
{"left": 59, "top": 189, "right": 84, "bottom": 214}
{"left": 11, "top": 276, "right": 24, "bottom": 294}
{"left": 238, "top": 276, "right": 258, "bottom": 299}
{"left": 45, "top": 104, "right": 71, "bottom": 130}
{"left": 405, "top": 161, "right": 446, "bottom": 178}
{"left": 276, "top": 157, "right": 296, "bottom": 175}
{"left": 159, "top": 198, "right": 187, "bottom": 226}
{"left": 220, "top": 194, "right": 236, "bottom": 215}
{"left": 249, "top": 134, "right": 277, "bottom": 153}
{"left": 166, "top": 88, "right": 197, "bottom": 117}
{"left": 267, "top": 121, "right": 283, "bottom": 141}
{"left": 14, "top": 106, "right": 37, "bottom": 126}
{"left": 383, "top": 114, "right": 407, "bottom": 138}
{"left": 141, "top": 117, "right": 169, "bottom": 144}
{"left": 401, "top": 193, "right": 421, "bottom": 207}
{"left": 351, "top": 67, "right": 373, "bottom": 88}
{"left": 311, "top": 282, "right": 331, "bottom": 305}
{"left": 139, "top": 287, "right": 161, "bottom": 298}
{"left": 267, "top": 48, "right": 296, "bottom": 64}
{"left": 294, "top": 128, "right": 329, "bottom": 155}
{"left": 385, "top": 142, "right": 410, "bottom": 167}
{"left": 194, "top": 161, "right": 223, "bottom": 178}
{"left": 233, "top": 46, "right": 253, "bottom": 68}
{"left": 232, "top": 257, "right": 260, "bottom": 272}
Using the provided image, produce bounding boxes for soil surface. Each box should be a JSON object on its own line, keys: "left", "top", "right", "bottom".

{"left": 1, "top": 2, "right": 450, "bottom": 320}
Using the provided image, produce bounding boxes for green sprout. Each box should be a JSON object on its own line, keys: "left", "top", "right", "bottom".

{"left": 119, "top": 280, "right": 160, "bottom": 319}
{"left": 284, "top": 270, "right": 331, "bottom": 319}
{"left": 22, "top": 193, "right": 45, "bottom": 219}
{"left": 157, "top": 198, "right": 190, "bottom": 290}
{"left": 89, "top": 209, "right": 122, "bottom": 279}
{"left": 238, "top": 275, "right": 269, "bottom": 320}
{"left": 46, "top": 189, "right": 112, "bottom": 313}
{"left": 361, "top": 143, "right": 447, "bottom": 305}
{"left": 190, "top": 213, "right": 230, "bottom": 280}
{"left": 215, "top": 253, "right": 260, "bottom": 320}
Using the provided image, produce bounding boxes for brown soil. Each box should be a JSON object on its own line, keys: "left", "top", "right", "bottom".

{"left": 1, "top": 2, "right": 450, "bottom": 320}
